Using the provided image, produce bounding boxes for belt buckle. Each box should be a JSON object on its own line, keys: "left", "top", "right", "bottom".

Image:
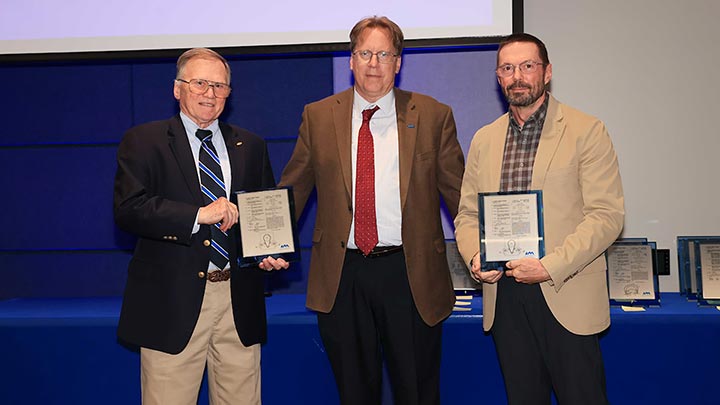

{"left": 208, "top": 269, "right": 231, "bottom": 282}
{"left": 368, "top": 246, "right": 402, "bottom": 258}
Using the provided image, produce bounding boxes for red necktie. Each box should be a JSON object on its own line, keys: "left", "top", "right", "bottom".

{"left": 354, "top": 106, "right": 380, "bottom": 255}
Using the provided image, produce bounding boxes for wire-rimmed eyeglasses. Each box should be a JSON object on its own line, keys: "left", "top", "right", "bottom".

{"left": 495, "top": 61, "right": 545, "bottom": 77}
{"left": 175, "top": 78, "right": 232, "bottom": 98}
{"left": 352, "top": 50, "right": 398, "bottom": 64}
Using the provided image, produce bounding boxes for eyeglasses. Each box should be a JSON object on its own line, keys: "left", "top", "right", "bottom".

{"left": 495, "top": 61, "right": 545, "bottom": 77}
{"left": 352, "top": 50, "right": 398, "bottom": 64}
{"left": 175, "top": 78, "right": 232, "bottom": 98}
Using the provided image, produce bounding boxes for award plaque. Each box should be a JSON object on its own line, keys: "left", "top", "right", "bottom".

{"left": 478, "top": 191, "right": 545, "bottom": 271}
{"left": 606, "top": 240, "right": 660, "bottom": 306}
{"left": 677, "top": 236, "right": 718, "bottom": 300}
{"left": 694, "top": 239, "right": 720, "bottom": 305}
{"left": 445, "top": 241, "right": 482, "bottom": 294}
{"left": 676, "top": 237, "right": 690, "bottom": 297}
{"left": 235, "top": 187, "right": 300, "bottom": 267}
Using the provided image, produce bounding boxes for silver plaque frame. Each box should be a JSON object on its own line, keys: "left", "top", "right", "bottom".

{"left": 677, "top": 236, "right": 718, "bottom": 300}
{"left": 235, "top": 187, "right": 300, "bottom": 267}
{"left": 478, "top": 190, "right": 545, "bottom": 271}
{"left": 606, "top": 239, "right": 660, "bottom": 306}
{"left": 446, "top": 241, "right": 482, "bottom": 294}
{"left": 694, "top": 239, "right": 720, "bottom": 306}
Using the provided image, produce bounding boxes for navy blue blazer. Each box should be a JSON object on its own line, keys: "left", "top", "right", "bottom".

{"left": 114, "top": 115, "right": 275, "bottom": 354}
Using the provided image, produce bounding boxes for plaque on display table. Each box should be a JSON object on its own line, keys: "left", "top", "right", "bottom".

{"left": 606, "top": 240, "right": 660, "bottom": 306}
{"left": 478, "top": 191, "right": 545, "bottom": 271}
{"left": 694, "top": 239, "right": 720, "bottom": 306}
{"left": 235, "top": 188, "right": 300, "bottom": 267}
{"left": 446, "top": 241, "right": 481, "bottom": 294}
{"left": 677, "top": 236, "right": 718, "bottom": 300}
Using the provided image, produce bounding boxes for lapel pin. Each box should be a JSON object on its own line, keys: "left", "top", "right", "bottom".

{"left": 407, "top": 124, "right": 415, "bottom": 128}
{"left": 236, "top": 141, "right": 243, "bottom": 146}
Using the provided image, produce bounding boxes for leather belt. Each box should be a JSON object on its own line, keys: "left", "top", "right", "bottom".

{"left": 208, "top": 269, "right": 231, "bottom": 282}
{"left": 347, "top": 245, "right": 403, "bottom": 258}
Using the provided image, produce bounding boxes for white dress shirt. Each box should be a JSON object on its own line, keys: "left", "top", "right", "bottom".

{"left": 348, "top": 89, "right": 403, "bottom": 248}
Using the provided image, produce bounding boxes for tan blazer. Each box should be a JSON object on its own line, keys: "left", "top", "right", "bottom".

{"left": 454, "top": 95, "right": 624, "bottom": 335}
{"left": 279, "top": 88, "right": 465, "bottom": 326}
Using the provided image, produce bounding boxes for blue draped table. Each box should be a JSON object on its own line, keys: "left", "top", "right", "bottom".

{"left": 0, "top": 293, "right": 717, "bottom": 404}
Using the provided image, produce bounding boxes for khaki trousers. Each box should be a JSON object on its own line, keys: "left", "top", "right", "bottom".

{"left": 141, "top": 279, "right": 261, "bottom": 405}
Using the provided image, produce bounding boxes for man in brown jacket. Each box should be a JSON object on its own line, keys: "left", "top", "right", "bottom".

{"left": 279, "top": 16, "right": 464, "bottom": 405}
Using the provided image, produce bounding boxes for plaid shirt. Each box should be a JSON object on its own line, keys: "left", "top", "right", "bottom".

{"left": 499, "top": 95, "right": 550, "bottom": 192}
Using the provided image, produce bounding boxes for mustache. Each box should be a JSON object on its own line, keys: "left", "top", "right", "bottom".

{"left": 507, "top": 82, "right": 532, "bottom": 91}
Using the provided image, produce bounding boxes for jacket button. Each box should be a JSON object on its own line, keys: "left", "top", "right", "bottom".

{"left": 203, "top": 240, "right": 211, "bottom": 247}
{"left": 340, "top": 241, "right": 345, "bottom": 248}
{"left": 198, "top": 271, "right": 206, "bottom": 279}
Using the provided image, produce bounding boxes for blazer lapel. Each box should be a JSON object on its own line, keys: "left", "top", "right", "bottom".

{"left": 220, "top": 122, "right": 245, "bottom": 193}
{"left": 332, "top": 89, "right": 354, "bottom": 202}
{"left": 396, "top": 89, "right": 417, "bottom": 211}
{"left": 532, "top": 95, "right": 565, "bottom": 189}
{"left": 168, "top": 115, "right": 204, "bottom": 205}
{"left": 487, "top": 116, "right": 507, "bottom": 192}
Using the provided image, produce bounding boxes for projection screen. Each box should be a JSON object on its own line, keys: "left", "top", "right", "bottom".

{"left": 0, "top": 0, "right": 521, "bottom": 58}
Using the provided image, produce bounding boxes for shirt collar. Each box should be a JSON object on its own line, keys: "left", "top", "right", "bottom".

{"left": 353, "top": 88, "right": 396, "bottom": 117}
{"left": 179, "top": 112, "right": 220, "bottom": 139}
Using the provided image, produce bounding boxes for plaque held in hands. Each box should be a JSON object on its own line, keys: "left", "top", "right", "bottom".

{"left": 235, "top": 188, "right": 300, "bottom": 267}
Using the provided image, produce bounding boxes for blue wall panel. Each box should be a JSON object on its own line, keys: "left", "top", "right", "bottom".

{"left": 0, "top": 63, "right": 133, "bottom": 145}
{"left": 224, "top": 55, "right": 334, "bottom": 139}
{"left": 0, "top": 53, "right": 334, "bottom": 298}
{"left": 0, "top": 146, "right": 120, "bottom": 250}
{"left": 130, "top": 61, "right": 179, "bottom": 127}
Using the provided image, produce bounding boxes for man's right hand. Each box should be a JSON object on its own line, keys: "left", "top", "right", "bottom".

{"left": 470, "top": 253, "right": 502, "bottom": 284}
{"left": 198, "top": 197, "right": 238, "bottom": 232}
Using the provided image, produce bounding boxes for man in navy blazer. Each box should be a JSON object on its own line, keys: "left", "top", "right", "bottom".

{"left": 114, "top": 48, "right": 287, "bottom": 405}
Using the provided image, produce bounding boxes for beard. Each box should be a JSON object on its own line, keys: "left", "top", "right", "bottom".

{"left": 504, "top": 80, "right": 546, "bottom": 107}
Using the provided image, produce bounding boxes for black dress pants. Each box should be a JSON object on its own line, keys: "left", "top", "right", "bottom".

{"left": 491, "top": 275, "right": 608, "bottom": 405}
{"left": 317, "top": 250, "right": 443, "bottom": 405}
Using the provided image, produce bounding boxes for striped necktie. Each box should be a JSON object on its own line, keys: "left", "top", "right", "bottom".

{"left": 196, "top": 129, "right": 231, "bottom": 270}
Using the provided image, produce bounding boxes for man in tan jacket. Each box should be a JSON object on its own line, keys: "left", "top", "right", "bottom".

{"left": 454, "top": 33, "right": 624, "bottom": 404}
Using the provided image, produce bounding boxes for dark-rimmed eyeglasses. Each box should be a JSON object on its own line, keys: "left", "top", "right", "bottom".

{"left": 352, "top": 50, "right": 398, "bottom": 64}
{"left": 496, "top": 61, "right": 545, "bottom": 77}
{"left": 175, "top": 78, "right": 231, "bottom": 98}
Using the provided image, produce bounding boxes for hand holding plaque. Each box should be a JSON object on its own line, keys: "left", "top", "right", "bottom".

{"left": 235, "top": 188, "right": 300, "bottom": 267}
{"left": 478, "top": 191, "right": 545, "bottom": 271}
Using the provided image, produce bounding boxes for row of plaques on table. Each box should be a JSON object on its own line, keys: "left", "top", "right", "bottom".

{"left": 677, "top": 236, "right": 720, "bottom": 306}
{"left": 449, "top": 234, "right": 668, "bottom": 307}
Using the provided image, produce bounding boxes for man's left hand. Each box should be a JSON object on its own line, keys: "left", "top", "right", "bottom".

{"left": 258, "top": 256, "right": 290, "bottom": 271}
{"left": 505, "top": 258, "right": 550, "bottom": 284}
